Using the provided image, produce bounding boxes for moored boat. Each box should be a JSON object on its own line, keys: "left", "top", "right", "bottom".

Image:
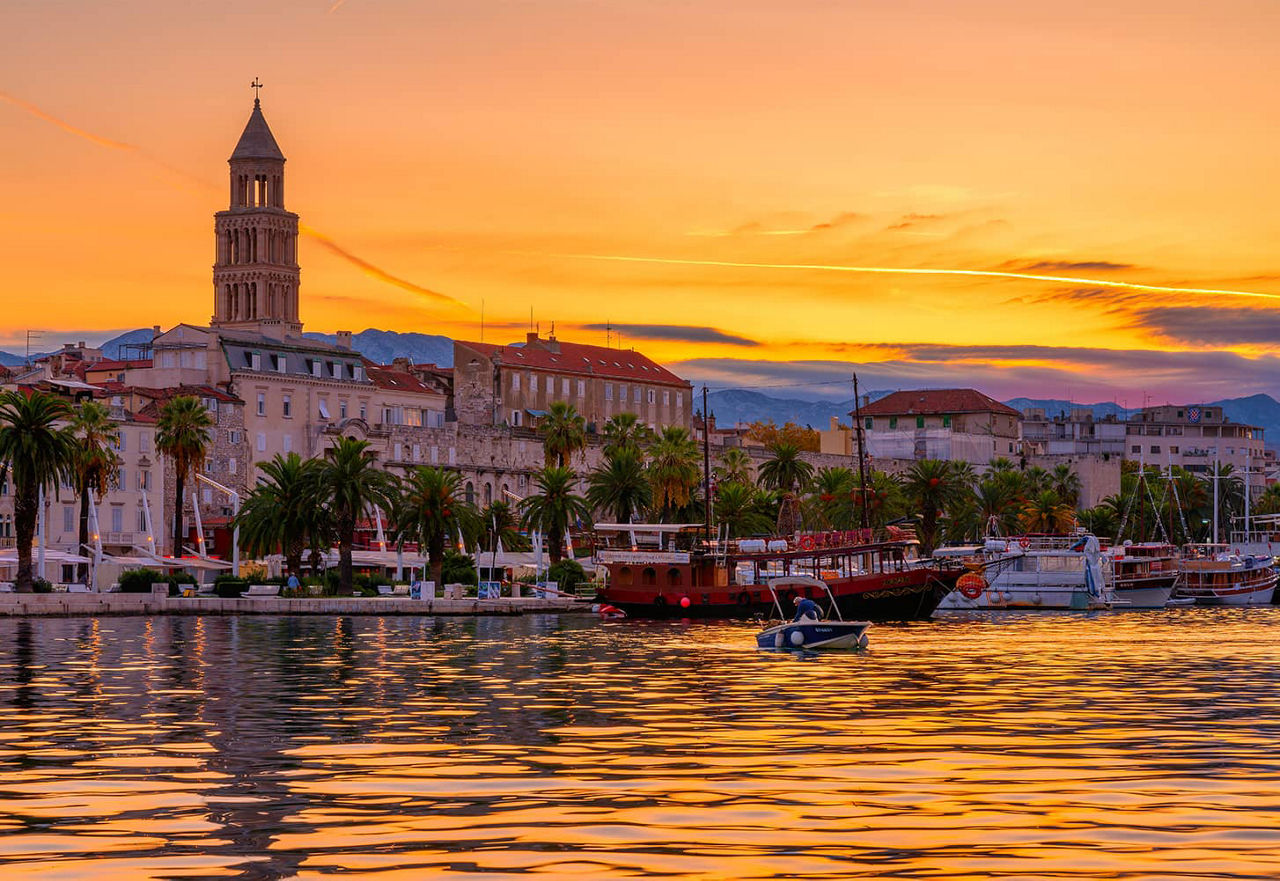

{"left": 1174, "top": 543, "right": 1277, "bottom": 606}
{"left": 1108, "top": 542, "right": 1179, "bottom": 609}
{"left": 592, "top": 524, "right": 961, "bottom": 621}
{"left": 935, "top": 533, "right": 1113, "bottom": 611}
{"left": 755, "top": 577, "right": 871, "bottom": 650}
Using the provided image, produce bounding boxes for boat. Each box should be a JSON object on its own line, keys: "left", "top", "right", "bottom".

{"left": 755, "top": 577, "right": 871, "bottom": 650}
{"left": 591, "top": 523, "right": 963, "bottom": 621}
{"left": 934, "top": 533, "right": 1113, "bottom": 611}
{"left": 1174, "top": 543, "right": 1277, "bottom": 606}
{"left": 1108, "top": 542, "right": 1179, "bottom": 608}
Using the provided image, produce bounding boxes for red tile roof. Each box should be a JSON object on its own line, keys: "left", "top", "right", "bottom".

{"left": 860, "top": 388, "right": 1021, "bottom": 418}
{"left": 363, "top": 360, "right": 439, "bottom": 395}
{"left": 456, "top": 338, "right": 688, "bottom": 386}
{"left": 86, "top": 359, "right": 153, "bottom": 372}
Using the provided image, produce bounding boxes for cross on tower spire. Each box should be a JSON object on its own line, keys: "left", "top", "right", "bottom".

{"left": 250, "top": 78, "right": 263, "bottom": 104}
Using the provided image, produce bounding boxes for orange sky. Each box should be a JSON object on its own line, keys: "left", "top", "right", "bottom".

{"left": 3, "top": 0, "right": 1280, "bottom": 402}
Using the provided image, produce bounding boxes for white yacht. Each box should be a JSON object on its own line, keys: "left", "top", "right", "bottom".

{"left": 937, "top": 533, "right": 1112, "bottom": 611}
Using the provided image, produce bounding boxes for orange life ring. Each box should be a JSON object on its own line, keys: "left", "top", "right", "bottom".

{"left": 798, "top": 535, "right": 816, "bottom": 552}
{"left": 1018, "top": 536, "right": 1031, "bottom": 549}
{"left": 957, "top": 571, "right": 986, "bottom": 600}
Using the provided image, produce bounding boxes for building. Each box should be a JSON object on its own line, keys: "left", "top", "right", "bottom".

{"left": 453, "top": 331, "right": 693, "bottom": 432}
{"left": 1019, "top": 407, "right": 1127, "bottom": 458}
{"left": 823, "top": 389, "right": 1022, "bottom": 466}
{"left": 1125, "top": 404, "right": 1266, "bottom": 488}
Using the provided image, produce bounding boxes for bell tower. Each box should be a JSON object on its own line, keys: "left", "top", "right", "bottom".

{"left": 212, "top": 83, "right": 302, "bottom": 337}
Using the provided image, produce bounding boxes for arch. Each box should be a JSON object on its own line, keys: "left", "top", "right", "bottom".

{"left": 642, "top": 567, "right": 657, "bottom": 586}
{"left": 616, "top": 566, "right": 633, "bottom": 586}
{"left": 483, "top": 483, "right": 492, "bottom": 506}
{"left": 465, "top": 482, "right": 475, "bottom": 506}
{"left": 667, "top": 567, "right": 682, "bottom": 587}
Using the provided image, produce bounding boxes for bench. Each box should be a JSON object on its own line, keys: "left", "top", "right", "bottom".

{"left": 244, "top": 584, "right": 281, "bottom": 597}
{"left": 389, "top": 585, "right": 410, "bottom": 597}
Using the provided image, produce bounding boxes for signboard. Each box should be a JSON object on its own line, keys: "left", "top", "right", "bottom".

{"left": 597, "top": 550, "right": 691, "bottom": 564}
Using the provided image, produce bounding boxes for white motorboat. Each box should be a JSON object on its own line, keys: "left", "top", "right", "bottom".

{"left": 755, "top": 577, "right": 871, "bottom": 650}
{"left": 937, "top": 533, "right": 1112, "bottom": 611}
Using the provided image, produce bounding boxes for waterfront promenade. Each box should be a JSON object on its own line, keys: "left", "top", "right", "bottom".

{"left": 0, "top": 591, "right": 585, "bottom": 617}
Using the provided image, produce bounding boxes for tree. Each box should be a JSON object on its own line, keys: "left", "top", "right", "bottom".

{"left": 1020, "top": 489, "right": 1076, "bottom": 534}
{"left": 809, "top": 466, "right": 857, "bottom": 529}
{"left": 392, "top": 466, "right": 478, "bottom": 590}
{"left": 902, "top": 459, "right": 967, "bottom": 554}
{"left": 479, "top": 501, "right": 529, "bottom": 553}
{"left": 0, "top": 391, "right": 76, "bottom": 591}
{"left": 647, "top": 427, "right": 701, "bottom": 520}
{"left": 714, "top": 481, "right": 774, "bottom": 537}
{"left": 758, "top": 442, "right": 814, "bottom": 494}
{"left": 1253, "top": 484, "right": 1280, "bottom": 517}
{"left": 520, "top": 466, "right": 592, "bottom": 565}
{"left": 155, "top": 396, "right": 214, "bottom": 558}
{"left": 973, "top": 472, "right": 1022, "bottom": 538}
{"left": 69, "top": 401, "right": 119, "bottom": 584}
{"left": 233, "top": 453, "right": 322, "bottom": 577}
{"left": 601, "top": 412, "right": 652, "bottom": 460}
{"left": 538, "top": 401, "right": 587, "bottom": 468}
{"left": 313, "top": 437, "right": 397, "bottom": 593}
{"left": 1050, "top": 463, "right": 1081, "bottom": 508}
{"left": 713, "top": 448, "right": 755, "bottom": 487}
{"left": 988, "top": 456, "right": 1017, "bottom": 474}
{"left": 743, "top": 420, "right": 819, "bottom": 452}
{"left": 587, "top": 449, "right": 652, "bottom": 523}
{"left": 1078, "top": 504, "right": 1119, "bottom": 539}
{"left": 1021, "top": 465, "right": 1050, "bottom": 497}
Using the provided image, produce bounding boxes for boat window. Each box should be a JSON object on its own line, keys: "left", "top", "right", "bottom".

{"left": 617, "top": 566, "right": 633, "bottom": 586}
{"left": 642, "top": 567, "right": 657, "bottom": 586}
{"left": 667, "top": 567, "right": 682, "bottom": 586}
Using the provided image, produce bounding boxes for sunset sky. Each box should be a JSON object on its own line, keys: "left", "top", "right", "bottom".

{"left": 3, "top": 0, "right": 1280, "bottom": 403}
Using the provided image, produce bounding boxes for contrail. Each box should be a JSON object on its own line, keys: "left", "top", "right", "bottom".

{"left": 562, "top": 253, "right": 1280, "bottom": 303}
{"left": 328, "top": 0, "right": 349, "bottom": 12}
{"left": 2, "top": 89, "right": 461, "bottom": 307}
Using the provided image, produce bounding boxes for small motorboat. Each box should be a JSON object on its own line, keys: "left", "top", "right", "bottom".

{"left": 756, "top": 576, "right": 871, "bottom": 651}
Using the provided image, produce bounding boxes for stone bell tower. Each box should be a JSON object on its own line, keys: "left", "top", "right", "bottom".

{"left": 211, "top": 84, "right": 302, "bottom": 337}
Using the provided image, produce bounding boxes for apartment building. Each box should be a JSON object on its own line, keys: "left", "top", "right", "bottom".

{"left": 1124, "top": 405, "right": 1266, "bottom": 487}
{"left": 827, "top": 389, "right": 1022, "bottom": 465}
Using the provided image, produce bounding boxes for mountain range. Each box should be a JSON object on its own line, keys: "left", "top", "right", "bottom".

{"left": 4, "top": 328, "right": 1279, "bottom": 443}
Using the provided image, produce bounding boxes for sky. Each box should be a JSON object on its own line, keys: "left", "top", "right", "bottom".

{"left": 2, "top": 0, "right": 1280, "bottom": 403}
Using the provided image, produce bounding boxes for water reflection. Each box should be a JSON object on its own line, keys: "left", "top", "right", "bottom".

{"left": 1, "top": 610, "right": 1280, "bottom": 878}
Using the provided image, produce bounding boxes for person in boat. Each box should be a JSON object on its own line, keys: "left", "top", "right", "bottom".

{"left": 792, "top": 595, "right": 822, "bottom": 622}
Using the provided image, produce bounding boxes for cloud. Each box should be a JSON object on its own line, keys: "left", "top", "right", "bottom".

{"left": 1011, "top": 260, "right": 1135, "bottom": 272}
{"left": 579, "top": 323, "right": 760, "bottom": 346}
{"left": 1131, "top": 306, "right": 1280, "bottom": 346}
{"left": 887, "top": 213, "right": 944, "bottom": 231}
{"left": 687, "top": 211, "right": 865, "bottom": 238}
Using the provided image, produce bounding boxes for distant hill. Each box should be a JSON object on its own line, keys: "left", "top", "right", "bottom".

{"left": 303, "top": 329, "right": 454, "bottom": 366}
{"left": 704, "top": 389, "right": 896, "bottom": 428}
{"left": 1003, "top": 398, "right": 1137, "bottom": 420}
{"left": 0, "top": 328, "right": 156, "bottom": 367}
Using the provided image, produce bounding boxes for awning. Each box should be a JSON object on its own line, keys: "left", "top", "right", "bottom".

{"left": 0, "top": 549, "right": 93, "bottom": 566}
{"left": 525, "top": 409, "right": 547, "bottom": 418}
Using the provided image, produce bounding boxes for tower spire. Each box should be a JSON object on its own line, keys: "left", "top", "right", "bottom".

{"left": 251, "top": 77, "right": 263, "bottom": 105}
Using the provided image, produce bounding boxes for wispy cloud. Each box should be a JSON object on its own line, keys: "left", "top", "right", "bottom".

{"left": 687, "top": 211, "right": 865, "bottom": 238}
{"left": 1131, "top": 306, "right": 1280, "bottom": 346}
{"left": 578, "top": 323, "right": 759, "bottom": 346}
{"left": 327, "top": 0, "right": 350, "bottom": 12}
{"left": 1009, "top": 259, "right": 1135, "bottom": 272}
{"left": 1, "top": 90, "right": 460, "bottom": 309}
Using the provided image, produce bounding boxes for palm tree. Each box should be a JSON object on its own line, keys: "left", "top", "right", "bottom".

{"left": 758, "top": 442, "right": 814, "bottom": 494}
{"left": 233, "top": 453, "right": 321, "bottom": 577}
{"left": 809, "top": 466, "right": 857, "bottom": 529}
{"left": 155, "top": 395, "right": 214, "bottom": 558}
{"left": 1050, "top": 463, "right": 1082, "bottom": 508}
{"left": 647, "top": 426, "right": 701, "bottom": 520}
{"left": 1253, "top": 483, "right": 1280, "bottom": 517}
{"left": 713, "top": 448, "right": 755, "bottom": 487}
{"left": 0, "top": 391, "right": 76, "bottom": 591}
{"left": 988, "top": 456, "right": 1017, "bottom": 474}
{"left": 520, "top": 466, "right": 592, "bottom": 565}
{"left": 69, "top": 401, "right": 119, "bottom": 583}
{"left": 601, "top": 412, "right": 652, "bottom": 460}
{"left": 538, "top": 401, "right": 587, "bottom": 468}
{"left": 1078, "top": 504, "right": 1119, "bottom": 539}
{"left": 1021, "top": 465, "right": 1050, "bottom": 497}
{"left": 479, "top": 500, "right": 529, "bottom": 553}
{"left": 714, "top": 481, "right": 774, "bottom": 537}
{"left": 973, "top": 473, "right": 1022, "bottom": 537}
{"left": 861, "top": 469, "right": 905, "bottom": 530}
{"left": 1020, "top": 489, "right": 1076, "bottom": 533}
{"left": 393, "top": 466, "right": 478, "bottom": 590}
{"left": 313, "top": 437, "right": 397, "bottom": 593}
{"left": 587, "top": 449, "right": 652, "bottom": 523}
{"left": 902, "top": 459, "right": 966, "bottom": 554}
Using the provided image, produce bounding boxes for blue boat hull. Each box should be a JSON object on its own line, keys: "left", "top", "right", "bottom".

{"left": 757, "top": 621, "right": 870, "bottom": 650}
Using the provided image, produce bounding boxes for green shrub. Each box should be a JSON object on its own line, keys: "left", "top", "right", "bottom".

{"left": 212, "top": 575, "right": 249, "bottom": 598}
{"left": 31, "top": 579, "right": 53, "bottom": 594}
{"left": 443, "top": 550, "right": 478, "bottom": 585}
{"left": 119, "top": 568, "right": 166, "bottom": 593}
{"left": 547, "top": 559, "right": 587, "bottom": 590}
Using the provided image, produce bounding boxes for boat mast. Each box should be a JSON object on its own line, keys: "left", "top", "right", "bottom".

{"left": 852, "top": 374, "right": 869, "bottom": 530}
{"left": 702, "top": 385, "right": 712, "bottom": 547}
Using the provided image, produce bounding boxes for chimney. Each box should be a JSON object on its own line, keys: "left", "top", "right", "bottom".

{"left": 336, "top": 330, "right": 353, "bottom": 350}
{"left": 391, "top": 356, "right": 412, "bottom": 373}
{"left": 152, "top": 325, "right": 161, "bottom": 339}
{"left": 526, "top": 331, "right": 540, "bottom": 346}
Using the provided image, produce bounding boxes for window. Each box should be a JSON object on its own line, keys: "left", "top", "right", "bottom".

{"left": 676, "top": 392, "right": 682, "bottom": 409}
{"left": 359, "top": 403, "right": 367, "bottom": 421}
{"left": 577, "top": 380, "right": 585, "bottom": 397}
{"left": 449, "top": 447, "right": 457, "bottom": 465}
{"left": 916, "top": 416, "right": 925, "bottom": 429}
{"left": 633, "top": 386, "right": 641, "bottom": 403}
{"left": 663, "top": 390, "right": 670, "bottom": 406}
{"left": 275, "top": 354, "right": 287, "bottom": 373}
{"left": 311, "top": 360, "right": 322, "bottom": 377}
{"left": 1170, "top": 446, "right": 1179, "bottom": 454}
{"left": 139, "top": 433, "right": 149, "bottom": 453}
{"left": 394, "top": 443, "right": 402, "bottom": 460}
{"left": 282, "top": 395, "right": 292, "bottom": 418}
{"left": 283, "top": 434, "right": 292, "bottom": 453}
{"left": 229, "top": 458, "right": 237, "bottom": 475}
{"left": 113, "top": 469, "right": 126, "bottom": 491}
{"left": 530, "top": 374, "right": 538, "bottom": 393}
{"left": 63, "top": 506, "right": 74, "bottom": 534}
{"left": 942, "top": 415, "right": 951, "bottom": 428}
{"left": 1151, "top": 445, "right": 1161, "bottom": 454}
{"left": 562, "top": 378, "right": 570, "bottom": 395}
{"left": 160, "top": 351, "right": 176, "bottom": 369}
{"left": 512, "top": 373, "right": 521, "bottom": 391}
{"left": 339, "top": 400, "right": 348, "bottom": 419}
{"left": 1131, "top": 445, "right": 1141, "bottom": 453}
{"left": 111, "top": 507, "right": 123, "bottom": 534}
{"left": 256, "top": 393, "right": 265, "bottom": 416}
{"left": 116, "top": 432, "right": 126, "bottom": 453}
{"left": 647, "top": 389, "right": 656, "bottom": 404}
{"left": 138, "top": 470, "right": 150, "bottom": 490}
{"left": 865, "top": 417, "right": 873, "bottom": 430}
{"left": 229, "top": 430, "right": 242, "bottom": 444}
{"left": 511, "top": 409, "right": 522, "bottom": 427}
{"left": 605, "top": 384, "right": 613, "bottom": 401}
{"left": 318, "top": 399, "right": 330, "bottom": 420}
{"left": 431, "top": 446, "right": 439, "bottom": 464}
{"left": 257, "top": 432, "right": 266, "bottom": 452}
{"left": 412, "top": 444, "right": 421, "bottom": 462}
{"left": 889, "top": 417, "right": 897, "bottom": 429}
{"left": 251, "top": 352, "right": 262, "bottom": 371}
{"left": 202, "top": 488, "right": 213, "bottom": 504}
{"left": 330, "top": 362, "right": 340, "bottom": 378}
{"left": 204, "top": 457, "right": 214, "bottom": 474}
{"left": 137, "top": 509, "right": 147, "bottom": 532}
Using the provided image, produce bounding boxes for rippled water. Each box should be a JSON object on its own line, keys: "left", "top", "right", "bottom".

{"left": 2, "top": 610, "right": 1280, "bottom": 879}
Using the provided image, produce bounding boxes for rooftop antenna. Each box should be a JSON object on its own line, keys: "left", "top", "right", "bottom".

{"left": 605, "top": 320, "right": 612, "bottom": 348}
{"left": 25, "top": 330, "right": 43, "bottom": 367}
{"left": 480, "top": 299, "right": 485, "bottom": 343}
